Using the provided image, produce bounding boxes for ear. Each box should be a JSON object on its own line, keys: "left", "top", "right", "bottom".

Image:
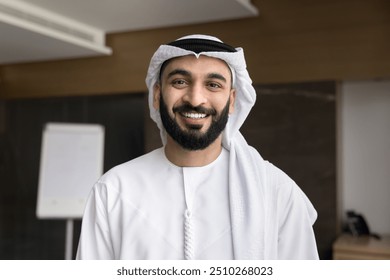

{"left": 228, "top": 88, "right": 236, "bottom": 114}
{"left": 153, "top": 83, "right": 161, "bottom": 110}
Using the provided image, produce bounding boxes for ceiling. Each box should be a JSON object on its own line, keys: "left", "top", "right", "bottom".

{"left": 0, "top": 0, "right": 258, "bottom": 65}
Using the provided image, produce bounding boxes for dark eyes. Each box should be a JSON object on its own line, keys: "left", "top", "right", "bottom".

{"left": 170, "top": 79, "right": 222, "bottom": 90}
{"left": 207, "top": 82, "right": 222, "bottom": 89}
{"left": 171, "top": 79, "right": 187, "bottom": 88}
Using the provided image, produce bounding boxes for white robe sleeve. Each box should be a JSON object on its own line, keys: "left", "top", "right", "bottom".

{"left": 76, "top": 182, "right": 115, "bottom": 259}
{"left": 277, "top": 181, "right": 319, "bottom": 260}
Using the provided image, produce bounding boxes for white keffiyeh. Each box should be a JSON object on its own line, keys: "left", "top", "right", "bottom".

{"left": 145, "top": 34, "right": 318, "bottom": 259}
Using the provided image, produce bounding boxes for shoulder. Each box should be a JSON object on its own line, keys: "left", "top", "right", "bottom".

{"left": 262, "top": 160, "right": 301, "bottom": 202}
{"left": 87, "top": 148, "right": 166, "bottom": 208}
{"left": 262, "top": 161, "right": 296, "bottom": 205}
{"left": 102, "top": 148, "right": 163, "bottom": 178}
{"left": 263, "top": 161, "right": 317, "bottom": 224}
{"left": 95, "top": 148, "right": 165, "bottom": 191}
{"left": 264, "top": 161, "right": 295, "bottom": 188}
{"left": 239, "top": 146, "right": 296, "bottom": 195}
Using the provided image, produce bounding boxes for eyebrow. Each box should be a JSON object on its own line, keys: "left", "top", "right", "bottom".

{"left": 167, "top": 69, "right": 191, "bottom": 79}
{"left": 167, "top": 69, "right": 227, "bottom": 83}
{"left": 207, "top": 73, "right": 227, "bottom": 83}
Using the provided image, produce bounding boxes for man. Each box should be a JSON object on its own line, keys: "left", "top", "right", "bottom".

{"left": 76, "top": 34, "right": 319, "bottom": 260}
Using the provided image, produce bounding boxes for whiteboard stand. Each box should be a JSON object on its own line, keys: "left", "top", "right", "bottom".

{"left": 65, "top": 219, "right": 74, "bottom": 260}
{"left": 36, "top": 123, "right": 105, "bottom": 260}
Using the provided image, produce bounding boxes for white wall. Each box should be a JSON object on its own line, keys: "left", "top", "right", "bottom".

{"left": 339, "top": 80, "right": 390, "bottom": 234}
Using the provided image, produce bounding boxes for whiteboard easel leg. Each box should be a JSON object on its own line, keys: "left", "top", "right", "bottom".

{"left": 65, "top": 219, "right": 74, "bottom": 260}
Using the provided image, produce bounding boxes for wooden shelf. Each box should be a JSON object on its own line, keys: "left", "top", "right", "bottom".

{"left": 333, "top": 234, "right": 390, "bottom": 260}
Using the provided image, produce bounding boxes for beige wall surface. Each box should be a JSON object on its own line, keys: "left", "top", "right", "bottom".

{"left": 340, "top": 80, "right": 390, "bottom": 235}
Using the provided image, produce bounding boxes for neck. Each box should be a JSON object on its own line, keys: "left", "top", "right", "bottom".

{"left": 164, "top": 135, "right": 223, "bottom": 167}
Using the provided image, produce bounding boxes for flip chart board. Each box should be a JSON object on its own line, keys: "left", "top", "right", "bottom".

{"left": 36, "top": 123, "right": 104, "bottom": 219}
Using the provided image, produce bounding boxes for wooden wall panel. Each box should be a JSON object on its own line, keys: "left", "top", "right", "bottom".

{"left": 0, "top": 0, "right": 390, "bottom": 99}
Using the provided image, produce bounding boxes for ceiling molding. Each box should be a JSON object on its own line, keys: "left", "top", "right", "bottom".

{"left": 0, "top": 0, "right": 258, "bottom": 65}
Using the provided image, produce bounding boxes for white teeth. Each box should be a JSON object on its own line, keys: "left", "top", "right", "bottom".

{"left": 182, "top": 112, "right": 207, "bottom": 119}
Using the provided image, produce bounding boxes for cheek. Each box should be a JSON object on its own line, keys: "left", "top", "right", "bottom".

{"left": 162, "top": 96, "right": 176, "bottom": 111}
{"left": 154, "top": 84, "right": 182, "bottom": 111}
{"left": 160, "top": 93, "right": 181, "bottom": 117}
{"left": 162, "top": 89, "right": 183, "bottom": 109}
{"left": 216, "top": 95, "right": 232, "bottom": 111}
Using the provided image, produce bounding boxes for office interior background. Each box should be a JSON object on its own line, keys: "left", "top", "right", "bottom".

{"left": 0, "top": 0, "right": 389, "bottom": 260}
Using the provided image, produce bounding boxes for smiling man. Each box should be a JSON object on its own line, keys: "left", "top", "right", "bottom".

{"left": 156, "top": 55, "right": 235, "bottom": 164}
{"left": 76, "top": 34, "right": 319, "bottom": 260}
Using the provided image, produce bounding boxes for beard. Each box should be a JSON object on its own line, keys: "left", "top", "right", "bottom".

{"left": 159, "top": 94, "right": 230, "bottom": 151}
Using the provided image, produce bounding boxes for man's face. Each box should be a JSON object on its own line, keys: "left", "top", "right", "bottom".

{"left": 153, "top": 55, "right": 235, "bottom": 150}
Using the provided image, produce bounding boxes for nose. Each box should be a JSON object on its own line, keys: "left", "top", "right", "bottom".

{"left": 182, "top": 83, "right": 207, "bottom": 107}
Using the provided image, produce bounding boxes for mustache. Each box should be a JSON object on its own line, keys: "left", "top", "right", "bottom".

{"left": 173, "top": 104, "right": 217, "bottom": 116}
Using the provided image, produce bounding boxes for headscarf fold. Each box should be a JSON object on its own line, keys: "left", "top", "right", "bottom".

{"left": 145, "top": 34, "right": 268, "bottom": 259}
